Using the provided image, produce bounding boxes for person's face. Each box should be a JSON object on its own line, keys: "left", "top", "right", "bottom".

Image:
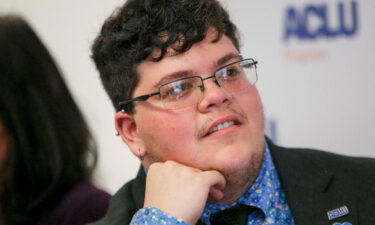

{"left": 118, "top": 31, "right": 265, "bottom": 179}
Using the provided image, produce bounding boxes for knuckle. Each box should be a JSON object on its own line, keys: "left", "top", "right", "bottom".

{"left": 148, "top": 162, "right": 161, "bottom": 171}
{"left": 164, "top": 160, "right": 176, "bottom": 168}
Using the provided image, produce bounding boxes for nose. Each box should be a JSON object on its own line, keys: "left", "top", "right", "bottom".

{"left": 197, "top": 77, "right": 232, "bottom": 112}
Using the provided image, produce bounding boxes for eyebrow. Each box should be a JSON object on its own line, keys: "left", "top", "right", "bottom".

{"left": 153, "top": 70, "right": 194, "bottom": 89}
{"left": 216, "top": 53, "right": 242, "bottom": 68}
{"left": 153, "top": 52, "right": 242, "bottom": 89}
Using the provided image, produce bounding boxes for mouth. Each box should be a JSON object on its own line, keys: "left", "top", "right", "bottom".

{"left": 202, "top": 117, "right": 241, "bottom": 138}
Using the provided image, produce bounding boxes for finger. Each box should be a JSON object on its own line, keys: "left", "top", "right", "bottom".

{"left": 201, "top": 170, "right": 226, "bottom": 202}
{"left": 201, "top": 170, "right": 226, "bottom": 190}
{"left": 208, "top": 188, "right": 224, "bottom": 201}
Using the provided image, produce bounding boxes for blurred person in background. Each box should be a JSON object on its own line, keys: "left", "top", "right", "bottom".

{"left": 0, "top": 15, "right": 111, "bottom": 225}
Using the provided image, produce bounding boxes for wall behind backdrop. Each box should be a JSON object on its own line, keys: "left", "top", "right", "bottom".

{"left": 1, "top": 0, "right": 374, "bottom": 194}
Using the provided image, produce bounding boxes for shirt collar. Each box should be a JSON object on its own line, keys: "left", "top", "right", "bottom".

{"left": 200, "top": 141, "right": 281, "bottom": 224}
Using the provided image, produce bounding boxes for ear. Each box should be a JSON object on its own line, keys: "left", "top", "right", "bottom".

{"left": 115, "top": 111, "right": 144, "bottom": 158}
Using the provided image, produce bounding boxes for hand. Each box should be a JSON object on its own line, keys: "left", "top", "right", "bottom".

{"left": 143, "top": 161, "right": 226, "bottom": 225}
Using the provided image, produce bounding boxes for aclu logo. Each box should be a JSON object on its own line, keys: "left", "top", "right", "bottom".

{"left": 283, "top": 1, "right": 358, "bottom": 41}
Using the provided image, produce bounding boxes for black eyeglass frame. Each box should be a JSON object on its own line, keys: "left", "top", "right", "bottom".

{"left": 118, "top": 58, "right": 258, "bottom": 112}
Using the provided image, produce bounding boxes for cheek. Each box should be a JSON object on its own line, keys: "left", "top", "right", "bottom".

{"left": 137, "top": 112, "right": 198, "bottom": 158}
{"left": 237, "top": 87, "right": 263, "bottom": 117}
{"left": 235, "top": 88, "right": 265, "bottom": 144}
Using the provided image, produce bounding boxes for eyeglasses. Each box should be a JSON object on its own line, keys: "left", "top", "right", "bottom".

{"left": 119, "top": 58, "right": 258, "bottom": 112}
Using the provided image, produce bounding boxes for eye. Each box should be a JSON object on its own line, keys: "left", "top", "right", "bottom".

{"left": 160, "top": 79, "right": 194, "bottom": 101}
{"left": 226, "top": 67, "right": 240, "bottom": 77}
{"left": 216, "top": 64, "right": 242, "bottom": 80}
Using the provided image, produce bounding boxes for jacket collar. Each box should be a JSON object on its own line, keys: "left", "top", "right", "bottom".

{"left": 132, "top": 166, "right": 146, "bottom": 209}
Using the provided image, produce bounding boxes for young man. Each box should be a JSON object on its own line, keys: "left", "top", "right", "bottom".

{"left": 89, "top": 0, "right": 375, "bottom": 224}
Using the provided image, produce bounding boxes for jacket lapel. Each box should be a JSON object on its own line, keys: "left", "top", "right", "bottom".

{"left": 269, "top": 141, "right": 359, "bottom": 225}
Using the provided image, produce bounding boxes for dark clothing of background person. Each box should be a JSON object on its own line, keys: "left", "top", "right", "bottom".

{"left": 37, "top": 182, "right": 111, "bottom": 225}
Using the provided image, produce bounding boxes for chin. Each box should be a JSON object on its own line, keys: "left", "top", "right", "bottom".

{"left": 215, "top": 144, "right": 264, "bottom": 197}
{"left": 213, "top": 148, "right": 254, "bottom": 175}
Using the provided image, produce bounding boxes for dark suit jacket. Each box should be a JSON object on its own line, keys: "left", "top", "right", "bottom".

{"left": 89, "top": 141, "right": 375, "bottom": 225}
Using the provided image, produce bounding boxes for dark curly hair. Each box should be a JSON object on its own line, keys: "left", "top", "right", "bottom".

{"left": 92, "top": 0, "right": 240, "bottom": 114}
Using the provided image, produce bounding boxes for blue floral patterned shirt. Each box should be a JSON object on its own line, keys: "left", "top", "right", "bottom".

{"left": 130, "top": 142, "right": 295, "bottom": 225}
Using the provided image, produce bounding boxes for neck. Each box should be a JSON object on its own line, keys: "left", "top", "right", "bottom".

{"left": 212, "top": 152, "right": 263, "bottom": 205}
